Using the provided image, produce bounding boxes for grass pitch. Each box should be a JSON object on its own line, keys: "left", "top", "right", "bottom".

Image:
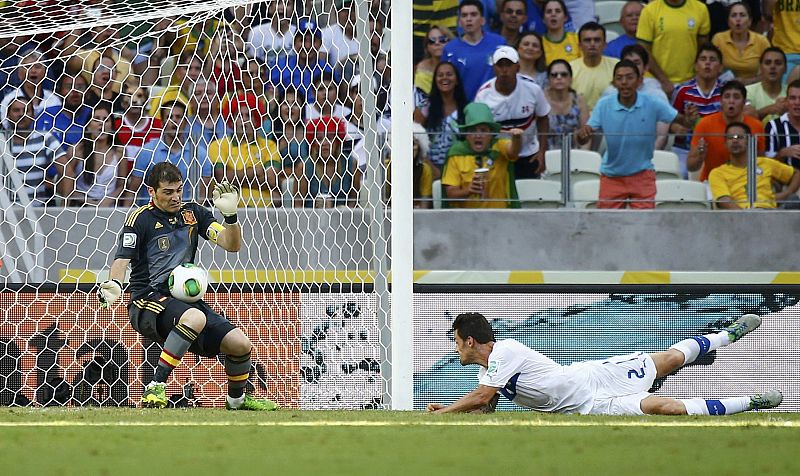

{"left": 1, "top": 409, "right": 798, "bottom": 476}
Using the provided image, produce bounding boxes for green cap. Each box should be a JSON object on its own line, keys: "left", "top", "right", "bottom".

{"left": 459, "top": 102, "right": 501, "bottom": 133}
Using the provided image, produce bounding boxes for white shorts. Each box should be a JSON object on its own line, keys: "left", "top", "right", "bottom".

{"left": 582, "top": 352, "right": 657, "bottom": 416}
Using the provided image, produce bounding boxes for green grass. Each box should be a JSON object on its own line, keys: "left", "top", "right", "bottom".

{"left": 1, "top": 409, "right": 798, "bottom": 475}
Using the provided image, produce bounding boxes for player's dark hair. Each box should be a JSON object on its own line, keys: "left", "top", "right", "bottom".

{"left": 614, "top": 59, "right": 641, "bottom": 78}
{"left": 621, "top": 43, "right": 649, "bottom": 66}
{"left": 459, "top": 0, "right": 484, "bottom": 17}
{"left": 721, "top": 80, "right": 747, "bottom": 99}
{"left": 146, "top": 162, "right": 183, "bottom": 190}
{"left": 725, "top": 121, "right": 751, "bottom": 135}
{"left": 452, "top": 312, "right": 495, "bottom": 344}
{"left": 578, "top": 21, "right": 606, "bottom": 41}
{"left": 760, "top": 46, "right": 786, "bottom": 65}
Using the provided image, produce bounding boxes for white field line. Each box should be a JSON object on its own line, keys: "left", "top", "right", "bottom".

{"left": 0, "top": 419, "right": 796, "bottom": 428}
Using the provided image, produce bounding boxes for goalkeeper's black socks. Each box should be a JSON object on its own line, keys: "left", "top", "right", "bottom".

{"left": 154, "top": 323, "right": 199, "bottom": 382}
{"left": 225, "top": 352, "right": 251, "bottom": 398}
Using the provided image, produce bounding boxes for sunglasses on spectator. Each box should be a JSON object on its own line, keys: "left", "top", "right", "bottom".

{"left": 504, "top": 8, "right": 525, "bottom": 15}
{"left": 428, "top": 36, "right": 448, "bottom": 44}
{"left": 550, "top": 71, "right": 570, "bottom": 78}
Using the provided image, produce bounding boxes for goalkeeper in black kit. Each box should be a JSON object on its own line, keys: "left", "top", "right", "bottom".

{"left": 97, "top": 162, "right": 277, "bottom": 410}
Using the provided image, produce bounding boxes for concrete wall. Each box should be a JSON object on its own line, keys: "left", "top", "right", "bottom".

{"left": 1, "top": 207, "right": 798, "bottom": 283}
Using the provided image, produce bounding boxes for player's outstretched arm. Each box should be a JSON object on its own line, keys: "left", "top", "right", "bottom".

{"left": 98, "top": 258, "right": 130, "bottom": 308}
{"left": 211, "top": 181, "right": 242, "bottom": 252}
{"left": 427, "top": 385, "right": 499, "bottom": 414}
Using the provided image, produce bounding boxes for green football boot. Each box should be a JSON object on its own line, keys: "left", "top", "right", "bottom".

{"left": 141, "top": 382, "right": 168, "bottom": 408}
{"left": 226, "top": 394, "right": 279, "bottom": 411}
{"left": 724, "top": 314, "right": 762, "bottom": 342}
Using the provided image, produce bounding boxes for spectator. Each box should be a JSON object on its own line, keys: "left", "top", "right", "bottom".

{"left": 569, "top": 22, "right": 619, "bottom": 110}
{"left": 711, "top": 2, "right": 769, "bottom": 85}
{"left": 4, "top": 96, "right": 64, "bottom": 206}
{"left": 58, "top": 103, "right": 126, "bottom": 207}
{"left": 270, "top": 18, "right": 338, "bottom": 103}
{"left": 687, "top": 80, "right": 766, "bottom": 182}
{"left": 765, "top": 80, "right": 800, "bottom": 168}
{"left": 206, "top": 27, "right": 245, "bottom": 98}
{"left": 603, "top": 1, "right": 643, "bottom": 59}
{"left": 542, "top": 0, "right": 580, "bottom": 64}
{"left": 415, "top": 61, "right": 468, "bottom": 170}
{"left": 442, "top": 102, "right": 524, "bottom": 208}
{"left": 415, "top": 25, "right": 455, "bottom": 96}
{"left": 637, "top": 0, "right": 711, "bottom": 95}
{"left": 84, "top": 52, "right": 124, "bottom": 113}
{"left": 305, "top": 72, "right": 349, "bottom": 121}
{"left": 442, "top": 0, "right": 506, "bottom": 101}
{"left": 413, "top": 0, "right": 460, "bottom": 65}
{"left": 272, "top": 86, "right": 308, "bottom": 177}
{"left": 321, "top": 0, "right": 359, "bottom": 68}
{"left": 385, "top": 123, "right": 436, "bottom": 208}
{"left": 346, "top": 80, "right": 392, "bottom": 173}
{"left": 763, "top": 0, "right": 800, "bottom": 83}
{"left": 544, "top": 59, "right": 589, "bottom": 150}
{"left": 0, "top": 36, "right": 36, "bottom": 92}
{"left": 475, "top": 46, "right": 551, "bottom": 178}
{"left": 524, "top": 0, "right": 587, "bottom": 34}
{"left": 602, "top": 44, "right": 671, "bottom": 150}
{"left": 576, "top": 60, "right": 687, "bottom": 209}
{"left": 150, "top": 53, "right": 204, "bottom": 118}
{"left": 710, "top": 121, "right": 800, "bottom": 209}
{"left": 498, "top": 0, "right": 528, "bottom": 46}
{"left": 0, "top": 50, "right": 61, "bottom": 129}
{"left": 115, "top": 85, "right": 163, "bottom": 170}
{"left": 706, "top": 0, "right": 762, "bottom": 39}
{"left": 36, "top": 72, "right": 91, "bottom": 147}
{"left": 745, "top": 47, "right": 788, "bottom": 123}
{"left": 247, "top": 0, "right": 297, "bottom": 65}
{"left": 516, "top": 31, "right": 548, "bottom": 88}
{"left": 125, "top": 101, "right": 212, "bottom": 206}
{"left": 296, "top": 116, "right": 361, "bottom": 208}
{"left": 671, "top": 44, "right": 727, "bottom": 177}
{"left": 62, "top": 26, "right": 133, "bottom": 98}
{"left": 210, "top": 93, "right": 282, "bottom": 208}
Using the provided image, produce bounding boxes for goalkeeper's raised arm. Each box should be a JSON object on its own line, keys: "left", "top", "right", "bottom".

{"left": 210, "top": 180, "right": 242, "bottom": 252}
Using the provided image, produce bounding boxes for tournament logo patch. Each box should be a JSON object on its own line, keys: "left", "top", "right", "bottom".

{"left": 487, "top": 360, "right": 498, "bottom": 376}
{"left": 182, "top": 210, "right": 197, "bottom": 225}
{"left": 158, "top": 236, "right": 170, "bottom": 251}
{"left": 122, "top": 233, "right": 137, "bottom": 248}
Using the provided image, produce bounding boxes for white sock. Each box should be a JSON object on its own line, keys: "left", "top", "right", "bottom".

{"left": 670, "top": 331, "right": 731, "bottom": 365}
{"left": 680, "top": 397, "right": 751, "bottom": 416}
{"left": 227, "top": 394, "right": 245, "bottom": 409}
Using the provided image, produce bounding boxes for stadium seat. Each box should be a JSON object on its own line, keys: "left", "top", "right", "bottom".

{"left": 595, "top": 1, "right": 626, "bottom": 35}
{"left": 652, "top": 150, "right": 681, "bottom": 180}
{"left": 606, "top": 30, "right": 619, "bottom": 43}
{"left": 571, "top": 179, "right": 600, "bottom": 209}
{"left": 432, "top": 179, "right": 442, "bottom": 209}
{"left": 516, "top": 179, "right": 563, "bottom": 208}
{"left": 544, "top": 149, "right": 602, "bottom": 184}
{"left": 655, "top": 179, "right": 711, "bottom": 209}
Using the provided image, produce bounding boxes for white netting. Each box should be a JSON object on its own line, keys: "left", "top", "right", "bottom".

{"left": 0, "top": 0, "right": 396, "bottom": 409}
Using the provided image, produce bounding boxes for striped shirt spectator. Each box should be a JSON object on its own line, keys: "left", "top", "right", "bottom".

{"left": 765, "top": 81, "right": 800, "bottom": 168}
{"left": 8, "top": 130, "right": 65, "bottom": 204}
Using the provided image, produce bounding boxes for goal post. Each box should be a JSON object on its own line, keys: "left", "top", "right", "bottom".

{"left": 0, "top": 0, "right": 415, "bottom": 410}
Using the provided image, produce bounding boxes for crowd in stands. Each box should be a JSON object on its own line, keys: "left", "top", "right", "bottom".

{"left": 0, "top": 0, "right": 389, "bottom": 208}
{"left": 2, "top": 0, "right": 800, "bottom": 210}
{"left": 412, "top": 0, "right": 800, "bottom": 209}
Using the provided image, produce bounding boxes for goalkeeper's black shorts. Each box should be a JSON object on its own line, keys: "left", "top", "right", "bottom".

{"left": 128, "top": 292, "right": 236, "bottom": 357}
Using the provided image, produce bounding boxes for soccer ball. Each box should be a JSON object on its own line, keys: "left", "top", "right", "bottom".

{"left": 168, "top": 263, "right": 208, "bottom": 303}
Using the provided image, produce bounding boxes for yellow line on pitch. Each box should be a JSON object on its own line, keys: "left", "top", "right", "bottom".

{"left": 0, "top": 420, "right": 795, "bottom": 428}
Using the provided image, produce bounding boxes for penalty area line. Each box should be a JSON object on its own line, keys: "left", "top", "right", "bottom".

{"left": 0, "top": 420, "right": 796, "bottom": 428}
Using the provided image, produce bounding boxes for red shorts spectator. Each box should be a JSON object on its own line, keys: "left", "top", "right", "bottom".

{"left": 598, "top": 169, "right": 656, "bottom": 209}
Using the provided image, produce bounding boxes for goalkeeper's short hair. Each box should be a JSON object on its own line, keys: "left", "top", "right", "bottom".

{"left": 146, "top": 162, "right": 183, "bottom": 190}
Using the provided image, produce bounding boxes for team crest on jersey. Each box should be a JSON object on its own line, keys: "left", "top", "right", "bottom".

{"left": 158, "top": 236, "right": 170, "bottom": 251}
{"left": 688, "top": 18, "right": 696, "bottom": 29}
{"left": 181, "top": 210, "right": 197, "bottom": 225}
{"left": 154, "top": 222, "right": 163, "bottom": 229}
{"left": 487, "top": 360, "right": 498, "bottom": 376}
{"left": 566, "top": 45, "right": 573, "bottom": 53}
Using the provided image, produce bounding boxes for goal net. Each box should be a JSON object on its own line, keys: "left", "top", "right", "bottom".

{"left": 0, "top": 0, "right": 408, "bottom": 410}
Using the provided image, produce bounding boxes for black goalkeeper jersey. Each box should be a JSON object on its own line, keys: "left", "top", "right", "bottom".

{"left": 114, "top": 202, "right": 218, "bottom": 300}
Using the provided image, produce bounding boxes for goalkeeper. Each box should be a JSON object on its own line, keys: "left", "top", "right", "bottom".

{"left": 427, "top": 312, "right": 782, "bottom": 415}
{"left": 97, "top": 162, "right": 277, "bottom": 411}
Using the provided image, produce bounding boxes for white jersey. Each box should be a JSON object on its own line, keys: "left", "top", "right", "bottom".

{"left": 474, "top": 75, "right": 551, "bottom": 157}
{"left": 478, "top": 339, "right": 594, "bottom": 414}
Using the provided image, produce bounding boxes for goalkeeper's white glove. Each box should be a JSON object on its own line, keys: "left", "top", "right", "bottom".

{"left": 97, "top": 279, "right": 123, "bottom": 309}
{"left": 212, "top": 181, "right": 240, "bottom": 218}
